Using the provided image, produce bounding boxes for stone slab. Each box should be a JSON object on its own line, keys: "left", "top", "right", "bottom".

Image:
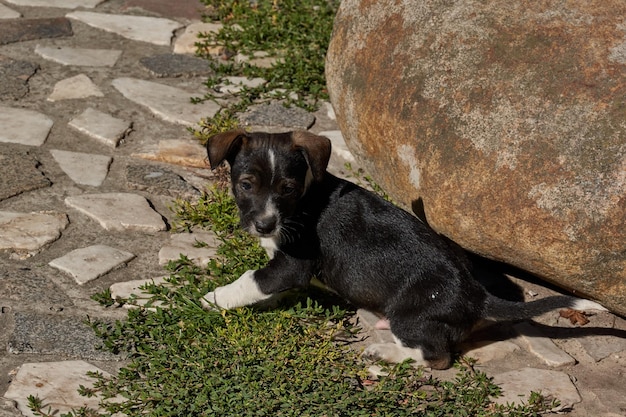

{"left": 0, "top": 56, "right": 39, "bottom": 100}
{"left": 126, "top": 163, "right": 199, "bottom": 198}
{"left": 238, "top": 101, "right": 315, "bottom": 129}
{"left": 66, "top": 11, "right": 183, "bottom": 46}
{"left": 49, "top": 244, "right": 135, "bottom": 285}
{"left": 50, "top": 149, "right": 112, "bottom": 186}
{"left": 3, "top": 361, "right": 113, "bottom": 417}
{"left": 5, "top": 0, "right": 104, "bottom": 7}
{"left": 492, "top": 368, "right": 581, "bottom": 410}
{"left": 109, "top": 276, "right": 168, "bottom": 309}
{"left": 48, "top": 74, "right": 103, "bottom": 101}
{"left": 0, "top": 106, "right": 53, "bottom": 146}
{"left": 158, "top": 231, "right": 219, "bottom": 266}
{"left": 462, "top": 340, "right": 520, "bottom": 364}
{"left": 0, "top": 17, "right": 72, "bottom": 46}
{"left": 0, "top": 4, "right": 20, "bottom": 19}
{"left": 0, "top": 398, "right": 20, "bottom": 417}
{"left": 7, "top": 312, "right": 118, "bottom": 360}
{"left": 131, "top": 138, "right": 209, "bottom": 168}
{"left": 174, "top": 22, "right": 223, "bottom": 55}
{"left": 0, "top": 150, "right": 51, "bottom": 202}
{"left": 0, "top": 211, "right": 68, "bottom": 253}
{"left": 65, "top": 192, "right": 166, "bottom": 233}
{"left": 35, "top": 44, "right": 121, "bottom": 67}
{"left": 112, "top": 77, "right": 220, "bottom": 127}
{"left": 216, "top": 76, "right": 266, "bottom": 95}
{"left": 68, "top": 107, "right": 131, "bottom": 147}
{"left": 139, "top": 53, "right": 212, "bottom": 77}
{"left": 514, "top": 322, "right": 576, "bottom": 367}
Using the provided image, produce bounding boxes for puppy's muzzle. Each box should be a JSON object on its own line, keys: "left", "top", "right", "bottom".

{"left": 254, "top": 215, "right": 278, "bottom": 235}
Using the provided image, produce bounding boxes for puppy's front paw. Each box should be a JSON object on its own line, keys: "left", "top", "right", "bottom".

{"left": 363, "top": 343, "right": 427, "bottom": 365}
{"left": 200, "top": 291, "right": 217, "bottom": 311}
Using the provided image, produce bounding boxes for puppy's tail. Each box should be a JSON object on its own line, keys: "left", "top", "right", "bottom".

{"left": 483, "top": 294, "right": 607, "bottom": 322}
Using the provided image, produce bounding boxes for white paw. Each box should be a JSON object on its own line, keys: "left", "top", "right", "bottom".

{"left": 200, "top": 291, "right": 217, "bottom": 311}
{"left": 570, "top": 298, "right": 608, "bottom": 312}
{"left": 363, "top": 343, "right": 427, "bottom": 365}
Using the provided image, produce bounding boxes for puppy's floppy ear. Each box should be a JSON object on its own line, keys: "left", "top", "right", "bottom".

{"left": 291, "top": 131, "right": 332, "bottom": 181}
{"left": 206, "top": 129, "right": 247, "bottom": 169}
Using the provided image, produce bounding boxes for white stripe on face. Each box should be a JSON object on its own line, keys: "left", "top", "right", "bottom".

{"left": 268, "top": 148, "right": 276, "bottom": 179}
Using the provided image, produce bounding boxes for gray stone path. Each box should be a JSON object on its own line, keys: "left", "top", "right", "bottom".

{"left": 0, "top": 1, "right": 624, "bottom": 416}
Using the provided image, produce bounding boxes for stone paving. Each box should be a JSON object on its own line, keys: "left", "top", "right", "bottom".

{"left": 0, "top": 1, "right": 624, "bottom": 416}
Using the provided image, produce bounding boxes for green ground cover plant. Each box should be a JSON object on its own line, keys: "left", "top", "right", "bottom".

{"left": 28, "top": 186, "right": 558, "bottom": 417}
{"left": 193, "top": 0, "right": 340, "bottom": 136}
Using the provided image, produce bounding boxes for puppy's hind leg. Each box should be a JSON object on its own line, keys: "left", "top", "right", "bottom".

{"left": 201, "top": 270, "right": 272, "bottom": 310}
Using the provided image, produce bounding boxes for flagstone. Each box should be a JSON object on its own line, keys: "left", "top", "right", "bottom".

{"left": 66, "top": 11, "right": 183, "bottom": 46}
{"left": 0, "top": 56, "right": 39, "bottom": 100}
{"left": 174, "top": 22, "right": 223, "bottom": 55}
{"left": 35, "top": 45, "right": 121, "bottom": 67}
{"left": 158, "top": 231, "right": 219, "bottom": 266}
{"left": 514, "top": 322, "right": 576, "bottom": 367}
{"left": 3, "top": 361, "right": 113, "bottom": 417}
{"left": 0, "top": 106, "right": 53, "bottom": 146}
{"left": 0, "top": 17, "right": 72, "bottom": 45}
{"left": 0, "top": 211, "right": 68, "bottom": 254}
{"left": 65, "top": 192, "right": 166, "bottom": 233}
{"left": 5, "top": 0, "right": 104, "bottom": 8}
{"left": 68, "top": 107, "right": 131, "bottom": 147}
{"left": 0, "top": 150, "right": 51, "bottom": 201}
{"left": 47, "top": 74, "right": 103, "bottom": 101}
{"left": 49, "top": 244, "right": 135, "bottom": 285}
{"left": 50, "top": 149, "right": 112, "bottom": 186}
{"left": 131, "top": 138, "right": 208, "bottom": 168}
{"left": 492, "top": 368, "right": 581, "bottom": 410}
{"left": 238, "top": 101, "right": 315, "bottom": 129}
{"left": 0, "top": 4, "right": 20, "bottom": 20}
{"left": 216, "top": 76, "right": 266, "bottom": 94}
{"left": 109, "top": 276, "right": 169, "bottom": 309}
{"left": 112, "top": 77, "right": 220, "bottom": 127}
{"left": 463, "top": 340, "right": 521, "bottom": 364}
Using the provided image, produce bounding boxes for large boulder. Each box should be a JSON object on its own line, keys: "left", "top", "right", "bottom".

{"left": 326, "top": 0, "right": 626, "bottom": 315}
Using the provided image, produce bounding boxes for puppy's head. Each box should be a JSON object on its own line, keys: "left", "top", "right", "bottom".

{"left": 206, "top": 129, "right": 331, "bottom": 239}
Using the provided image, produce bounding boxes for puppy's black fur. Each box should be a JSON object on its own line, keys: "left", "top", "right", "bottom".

{"left": 202, "top": 129, "right": 604, "bottom": 369}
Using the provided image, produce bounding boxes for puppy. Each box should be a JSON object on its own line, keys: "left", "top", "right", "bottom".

{"left": 201, "top": 129, "right": 605, "bottom": 369}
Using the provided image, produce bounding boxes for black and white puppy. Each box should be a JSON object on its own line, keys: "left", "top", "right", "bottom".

{"left": 200, "top": 129, "right": 605, "bottom": 369}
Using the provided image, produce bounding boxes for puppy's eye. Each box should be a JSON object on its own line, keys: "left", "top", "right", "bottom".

{"left": 239, "top": 180, "right": 253, "bottom": 191}
{"left": 282, "top": 184, "right": 297, "bottom": 196}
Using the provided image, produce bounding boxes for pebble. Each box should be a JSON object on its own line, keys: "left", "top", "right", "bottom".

{"left": 66, "top": 11, "right": 183, "bottom": 46}
{"left": 68, "top": 107, "right": 131, "bottom": 148}
{"left": 0, "top": 106, "right": 53, "bottom": 147}
{"left": 64, "top": 192, "right": 167, "bottom": 233}
{"left": 0, "top": 17, "right": 73, "bottom": 46}
{"left": 112, "top": 77, "right": 220, "bottom": 126}
{"left": 35, "top": 45, "right": 122, "bottom": 67}
{"left": 49, "top": 244, "right": 136, "bottom": 285}
{"left": 0, "top": 211, "right": 68, "bottom": 254}
{"left": 50, "top": 149, "right": 112, "bottom": 186}
{"left": 3, "top": 361, "right": 113, "bottom": 417}
{"left": 47, "top": 74, "right": 104, "bottom": 101}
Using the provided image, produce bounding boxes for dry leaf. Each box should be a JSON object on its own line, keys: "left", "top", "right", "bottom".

{"left": 559, "top": 308, "right": 590, "bottom": 326}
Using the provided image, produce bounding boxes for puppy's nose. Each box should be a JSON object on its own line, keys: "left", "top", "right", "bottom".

{"left": 254, "top": 217, "right": 277, "bottom": 235}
